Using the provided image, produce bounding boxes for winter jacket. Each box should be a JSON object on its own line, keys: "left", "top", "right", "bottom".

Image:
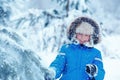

{"left": 50, "top": 43, "right": 105, "bottom": 80}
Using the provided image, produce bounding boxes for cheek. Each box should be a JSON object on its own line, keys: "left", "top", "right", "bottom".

{"left": 76, "top": 35, "right": 81, "bottom": 39}
{"left": 85, "top": 36, "right": 90, "bottom": 41}
{"left": 86, "top": 38, "right": 90, "bottom": 41}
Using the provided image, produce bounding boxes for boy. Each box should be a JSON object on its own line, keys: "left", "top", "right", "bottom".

{"left": 49, "top": 17, "right": 105, "bottom": 80}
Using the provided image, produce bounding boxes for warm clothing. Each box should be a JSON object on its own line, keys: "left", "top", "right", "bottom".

{"left": 67, "top": 17, "right": 101, "bottom": 45}
{"left": 50, "top": 43, "right": 105, "bottom": 80}
{"left": 76, "top": 22, "right": 94, "bottom": 35}
{"left": 50, "top": 16, "right": 105, "bottom": 80}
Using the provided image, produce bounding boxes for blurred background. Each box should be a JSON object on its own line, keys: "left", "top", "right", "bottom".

{"left": 0, "top": 0, "right": 120, "bottom": 80}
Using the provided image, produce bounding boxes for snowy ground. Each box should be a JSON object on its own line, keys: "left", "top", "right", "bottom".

{"left": 104, "top": 57, "right": 120, "bottom": 80}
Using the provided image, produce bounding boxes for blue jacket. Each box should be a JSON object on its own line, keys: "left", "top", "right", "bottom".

{"left": 50, "top": 43, "right": 105, "bottom": 80}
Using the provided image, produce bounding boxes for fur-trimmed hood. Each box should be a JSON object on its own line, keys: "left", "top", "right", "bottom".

{"left": 67, "top": 17, "right": 101, "bottom": 45}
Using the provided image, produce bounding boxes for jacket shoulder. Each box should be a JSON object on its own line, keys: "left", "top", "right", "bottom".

{"left": 91, "top": 47, "right": 101, "bottom": 54}
{"left": 59, "top": 44, "right": 71, "bottom": 51}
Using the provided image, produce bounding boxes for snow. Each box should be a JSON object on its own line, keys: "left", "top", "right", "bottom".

{"left": 101, "top": 35, "right": 120, "bottom": 58}
{"left": 104, "top": 58, "right": 120, "bottom": 80}
{"left": 0, "top": 0, "right": 120, "bottom": 80}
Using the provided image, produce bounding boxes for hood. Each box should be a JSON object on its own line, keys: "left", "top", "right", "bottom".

{"left": 67, "top": 16, "right": 101, "bottom": 45}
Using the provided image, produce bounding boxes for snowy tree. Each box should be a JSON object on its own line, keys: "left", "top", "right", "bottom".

{"left": 0, "top": 27, "right": 55, "bottom": 80}
{"left": 0, "top": 0, "right": 56, "bottom": 80}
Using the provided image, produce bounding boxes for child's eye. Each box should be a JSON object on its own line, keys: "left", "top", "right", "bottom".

{"left": 85, "top": 34, "right": 90, "bottom": 36}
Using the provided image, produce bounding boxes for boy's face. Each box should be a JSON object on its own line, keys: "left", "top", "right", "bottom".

{"left": 76, "top": 33, "right": 90, "bottom": 44}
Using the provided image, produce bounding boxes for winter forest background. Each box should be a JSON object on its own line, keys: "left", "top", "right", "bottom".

{"left": 0, "top": 0, "right": 120, "bottom": 80}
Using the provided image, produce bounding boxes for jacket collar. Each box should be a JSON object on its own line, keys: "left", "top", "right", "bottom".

{"left": 72, "top": 43, "right": 92, "bottom": 49}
